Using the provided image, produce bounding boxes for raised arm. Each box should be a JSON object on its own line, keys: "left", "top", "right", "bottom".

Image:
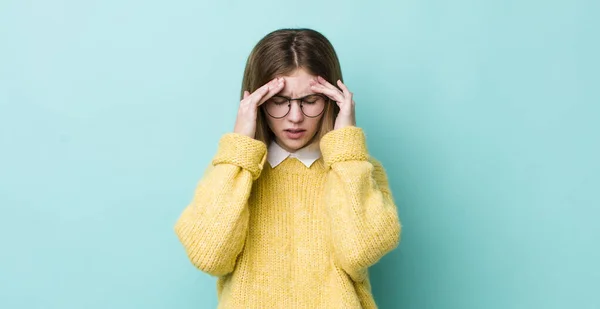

{"left": 320, "top": 126, "right": 402, "bottom": 282}
{"left": 174, "top": 133, "right": 267, "bottom": 277}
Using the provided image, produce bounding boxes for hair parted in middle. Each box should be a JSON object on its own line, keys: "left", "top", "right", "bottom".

{"left": 241, "top": 28, "right": 343, "bottom": 146}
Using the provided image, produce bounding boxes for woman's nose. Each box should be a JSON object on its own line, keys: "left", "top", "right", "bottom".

{"left": 287, "top": 101, "right": 304, "bottom": 122}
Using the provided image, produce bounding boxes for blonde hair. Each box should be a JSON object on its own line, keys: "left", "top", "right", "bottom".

{"left": 240, "top": 28, "right": 343, "bottom": 146}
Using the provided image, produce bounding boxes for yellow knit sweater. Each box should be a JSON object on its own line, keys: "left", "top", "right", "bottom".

{"left": 174, "top": 126, "right": 401, "bottom": 308}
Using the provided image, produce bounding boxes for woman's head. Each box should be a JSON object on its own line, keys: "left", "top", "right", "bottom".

{"left": 241, "top": 28, "right": 342, "bottom": 152}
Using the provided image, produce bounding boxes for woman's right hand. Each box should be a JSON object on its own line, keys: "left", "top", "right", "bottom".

{"left": 234, "top": 77, "right": 285, "bottom": 138}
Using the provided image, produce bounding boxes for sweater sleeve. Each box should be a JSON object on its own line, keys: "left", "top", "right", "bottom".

{"left": 320, "top": 126, "right": 402, "bottom": 282}
{"left": 174, "top": 133, "right": 267, "bottom": 277}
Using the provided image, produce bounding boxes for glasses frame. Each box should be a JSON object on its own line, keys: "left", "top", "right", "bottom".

{"left": 263, "top": 94, "right": 330, "bottom": 119}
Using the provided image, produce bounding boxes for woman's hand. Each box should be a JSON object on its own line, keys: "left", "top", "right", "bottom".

{"left": 310, "top": 76, "right": 356, "bottom": 130}
{"left": 234, "top": 77, "right": 285, "bottom": 138}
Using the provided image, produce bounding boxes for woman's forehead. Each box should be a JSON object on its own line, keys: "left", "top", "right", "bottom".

{"left": 277, "top": 71, "right": 318, "bottom": 97}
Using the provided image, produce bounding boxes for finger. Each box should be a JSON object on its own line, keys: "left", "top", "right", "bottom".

{"left": 310, "top": 83, "right": 345, "bottom": 104}
{"left": 317, "top": 76, "right": 340, "bottom": 92}
{"left": 336, "top": 80, "right": 354, "bottom": 105}
{"left": 246, "top": 78, "right": 277, "bottom": 106}
{"left": 243, "top": 90, "right": 250, "bottom": 99}
{"left": 257, "top": 77, "right": 285, "bottom": 107}
{"left": 336, "top": 80, "right": 351, "bottom": 97}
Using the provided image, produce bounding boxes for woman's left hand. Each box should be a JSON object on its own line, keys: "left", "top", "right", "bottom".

{"left": 310, "top": 76, "right": 356, "bottom": 130}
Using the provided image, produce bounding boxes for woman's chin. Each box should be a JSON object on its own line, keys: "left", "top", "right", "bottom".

{"left": 277, "top": 137, "right": 308, "bottom": 152}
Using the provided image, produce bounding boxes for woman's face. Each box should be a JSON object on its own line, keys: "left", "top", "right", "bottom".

{"left": 264, "top": 68, "right": 324, "bottom": 152}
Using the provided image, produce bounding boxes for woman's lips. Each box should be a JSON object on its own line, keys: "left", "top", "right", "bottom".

{"left": 284, "top": 129, "right": 305, "bottom": 139}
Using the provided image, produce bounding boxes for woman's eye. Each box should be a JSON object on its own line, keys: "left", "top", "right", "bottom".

{"left": 269, "top": 98, "right": 288, "bottom": 105}
{"left": 303, "top": 95, "right": 322, "bottom": 104}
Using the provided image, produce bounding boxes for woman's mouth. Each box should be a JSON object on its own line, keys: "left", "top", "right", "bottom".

{"left": 284, "top": 129, "right": 306, "bottom": 139}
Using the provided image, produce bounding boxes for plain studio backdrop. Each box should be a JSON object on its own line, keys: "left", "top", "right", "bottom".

{"left": 0, "top": 1, "right": 598, "bottom": 308}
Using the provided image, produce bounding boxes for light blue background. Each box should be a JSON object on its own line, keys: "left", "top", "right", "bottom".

{"left": 1, "top": 1, "right": 598, "bottom": 308}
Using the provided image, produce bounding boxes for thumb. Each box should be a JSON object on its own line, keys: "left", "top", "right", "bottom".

{"left": 243, "top": 90, "right": 250, "bottom": 99}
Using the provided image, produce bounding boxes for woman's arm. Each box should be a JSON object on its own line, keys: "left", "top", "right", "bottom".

{"left": 174, "top": 133, "right": 267, "bottom": 277}
{"left": 321, "top": 126, "right": 402, "bottom": 282}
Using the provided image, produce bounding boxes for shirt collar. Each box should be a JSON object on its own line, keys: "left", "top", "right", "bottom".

{"left": 267, "top": 139, "right": 321, "bottom": 168}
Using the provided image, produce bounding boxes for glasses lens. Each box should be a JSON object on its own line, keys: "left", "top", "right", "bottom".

{"left": 265, "top": 95, "right": 327, "bottom": 118}
{"left": 265, "top": 96, "right": 289, "bottom": 118}
{"left": 301, "top": 95, "right": 326, "bottom": 117}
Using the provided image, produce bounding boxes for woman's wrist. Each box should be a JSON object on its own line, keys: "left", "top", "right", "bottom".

{"left": 320, "top": 126, "right": 369, "bottom": 168}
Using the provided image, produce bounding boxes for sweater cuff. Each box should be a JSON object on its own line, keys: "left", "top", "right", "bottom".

{"left": 320, "top": 126, "right": 369, "bottom": 168}
{"left": 212, "top": 133, "right": 267, "bottom": 180}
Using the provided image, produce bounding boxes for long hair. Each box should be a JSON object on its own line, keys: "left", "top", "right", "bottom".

{"left": 240, "top": 28, "right": 343, "bottom": 146}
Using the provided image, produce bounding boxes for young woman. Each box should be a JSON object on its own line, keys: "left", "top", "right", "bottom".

{"left": 174, "top": 28, "right": 401, "bottom": 308}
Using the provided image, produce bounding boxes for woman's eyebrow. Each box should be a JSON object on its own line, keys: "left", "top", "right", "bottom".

{"left": 276, "top": 93, "right": 317, "bottom": 98}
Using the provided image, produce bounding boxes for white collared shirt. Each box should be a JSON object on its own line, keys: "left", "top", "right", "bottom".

{"left": 267, "top": 140, "right": 321, "bottom": 168}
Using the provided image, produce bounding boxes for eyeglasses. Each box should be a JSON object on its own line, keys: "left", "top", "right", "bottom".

{"left": 263, "top": 94, "right": 329, "bottom": 119}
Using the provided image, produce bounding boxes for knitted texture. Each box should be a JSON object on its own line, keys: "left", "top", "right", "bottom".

{"left": 212, "top": 133, "right": 268, "bottom": 180}
{"left": 320, "top": 125, "right": 369, "bottom": 168}
{"left": 174, "top": 126, "right": 402, "bottom": 309}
